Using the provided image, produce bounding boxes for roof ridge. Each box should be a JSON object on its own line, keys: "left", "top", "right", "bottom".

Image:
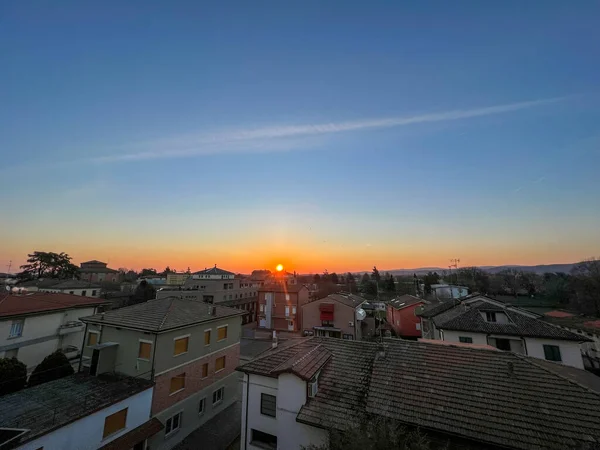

{"left": 158, "top": 297, "right": 176, "bottom": 330}
{"left": 242, "top": 337, "right": 317, "bottom": 369}
{"left": 289, "top": 344, "right": 327, "bottom": 368}
{"left": 514, "top": 353, "right": 600, "bottom": 398}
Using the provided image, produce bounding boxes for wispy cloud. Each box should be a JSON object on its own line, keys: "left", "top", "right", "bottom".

{"left": 93, "top": 96, "right": 565, "bottom": 163}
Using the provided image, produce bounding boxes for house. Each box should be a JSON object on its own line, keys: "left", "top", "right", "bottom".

{"left": 301, "top": 293, "right": 366, "bottom": 339}
{"left": 257, "top": 283, "right": 310, "bottom": 332}
{"left": 166, "top": 272, "right": 190, "bottom": 286}
{"left": 0, "top": 292, "right": 110, "bottom": 371}
{"left": 418, "top": 294, "right": 591, "bottom": 369}
{"left": 386, "top": 294, "right": 429, "bottom": 339}
{"left": 38, "top": 279, "right": 102, "bottom": 297}
{"left": 80, "top": 297, "right": 245, "bottom": 450}
{"left": 0, "top": 372, "right": 158, "bottom": 450}
{"left": 156, "top": 265, "right": 258, "bottom": 325}
{"left": 429, "top": 283, "right": 468, "bottom": 299}
{"left": 80, "top": 260, "right": 121, "bottom": 284}
{"left": 542, "top": 310, "right": 600, "bottom": 372}
{"left": 237, "top": 337, "right": 600, "bottom": 450}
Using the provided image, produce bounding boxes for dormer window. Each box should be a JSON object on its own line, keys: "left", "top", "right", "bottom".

{"left": 486, "top": 312, "right": 497, "bottom": 322}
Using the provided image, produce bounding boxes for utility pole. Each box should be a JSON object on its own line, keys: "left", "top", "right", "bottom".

{"left": 6, "top": 260, "right": 12, "bottom": 275}
{"left": 449, "top": 258, "right": 460, "bottom": 298}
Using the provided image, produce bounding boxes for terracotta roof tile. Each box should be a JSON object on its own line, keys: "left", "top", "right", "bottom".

{"left": 0, "top": 292, "right": 110, "bottom": 318}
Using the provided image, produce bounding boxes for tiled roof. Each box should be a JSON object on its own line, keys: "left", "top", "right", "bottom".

{"left": 542, "top": 312, "right": 600, "bottom": 336}
{"left": 98, "top": 418, "right": 163, "bottom": 450}
{"left": 0, "top": 292, "right": 109, "bottom": 318}
{"left": 257, "top": 337, "right": 600, "bottom": 450}
{"left": 271, "top": 344, "right": 332, "bottom": 381}
{"left": 417, "top": 298, "right": 461, "bottom": 318}
{"left": 388, "top": 294, "right": 426, "bottom": 310}
{"left": 81, "top": 260, "right": 106, "bottom": 264}
{"left": 259, "top": 283, "right": 307, "bottom": 293}
{"left": 46, "top": 280, "right": 102, "bottom": 289}
{"left": 308, "top": 293, "right": 366, "bottom": 309}
{"left": 0, "top": 373, "right": 152, "bottom": 447}
{"left": 80, "top": 296, "right": 245, "bottom": 332}
{"left": 437, "top": 301, "right": 589, "bottom": 341}
{"left": 192, "top": 266, "right": 234, "bottom": 276}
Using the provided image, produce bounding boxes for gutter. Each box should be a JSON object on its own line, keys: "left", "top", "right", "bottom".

{"left": 244, "top": 373, "right": 250, "bottom": 450}
{"left": 150, "top": 333, "right": 158, "bottom": 380}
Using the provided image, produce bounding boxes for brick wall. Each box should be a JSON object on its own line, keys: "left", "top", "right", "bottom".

{"left": 151, "top": 342, "right": 240, "bottom": 415}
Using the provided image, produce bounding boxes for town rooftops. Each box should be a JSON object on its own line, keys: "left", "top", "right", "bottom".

{"left": 238, "top": 337, "right": 600, "bottom": 450}
{"left": 388, "top": 294, "right": 426, "bottom": 310}
{"left": 44, "top": 279, "right": 102, "bottom": 290}
{"left": 259, "top": 283, "right": 307, "bottom": 293}
{"left": 0, "top": 292, "right": 110, "bottom": 319}
{"left": 80, "top": 296, "right": 245, "bottom": 332}
{"left": 0, "top": 373, "right": 153, "bottom": 449}
{"left": 313, "top": 292, "right": 367, "bottom": 309}
{"left": 542, "top": 310, "right": 600, "bottom": 336}
{"left": 192, "top": 266, "right": 235, "bottom": 276}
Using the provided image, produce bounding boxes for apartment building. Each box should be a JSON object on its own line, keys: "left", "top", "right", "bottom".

{"left": 80, "top": 297, "right": 245, "bottom": 450}
{"left": 257, "top": 283, "right": 309, "bottom": 332}
{"left": 386, "top": 294, "right": 429, "bottom": 339}
{"left": 156, "top": 266, "right": 259, "bottom": 325}
{"left": 166, "top": 272, "right": 190, "bottom": 286}
{"left": 0, "top": 291, "right": 109, "bottom": 371}
{"left": 80, "top": 260, "right": 121, "bottom": 283}
{"left": 15, "top": 279, "right": 101, "bottom": 297}
{"left": 301, "top": 293, "right": 367, "bottom": 339}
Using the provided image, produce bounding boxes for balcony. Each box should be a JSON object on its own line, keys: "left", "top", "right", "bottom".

{"left": 57, "top": 321, "right": 85, "bottom": 335}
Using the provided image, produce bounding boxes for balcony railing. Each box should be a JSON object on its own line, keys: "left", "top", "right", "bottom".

{"left": 57, "top": 321, "right": 84, "bottom": 335}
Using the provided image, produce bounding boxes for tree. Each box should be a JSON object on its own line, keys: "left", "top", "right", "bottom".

{"left": 571, "top": 258, "right": 600, "bottom": 316}
{"left": 543, "top": 272, "right": 572, "bottom": 305}
{"left": 499, "top": 269, "right": 521, "bottom": 296}
{"left": 330, "top": 272, "right": 339, "bottom": 284}
{"left": 346, "top": 272, "right": 357, "bottom": 293}
{"left": 361, "top": 280, "right": 378, "bottom": 297}
{"left": 371, "top": 266, "right": 381, "bottom": 283}
{"left": 18, "top": 251, "right": 80, "bottom": 280}
{"left": 384, "top": 273, "right": 396, "bottom": 292}
{"left": 162, "top": 266, "right": 173, "bottom": 275}
{"left": 140, "top": 268, "right": 158, "bottom": 277}
{"left": 28, "top": 350, "right": 74, "bottom": 387}
{"left": 423, "top": 272, "right": 440, "bottom": 295}
{"left": 313, "top": 274, "right": 321, "bottom": 284}
{"left": 457, "top": 267, "right": 490, "bottom": 294}
{"left": 129, "top": 280, "right": 157, "bottom": 305}
{"left": 0, "top": 357, "right": 27, "bottom": 396}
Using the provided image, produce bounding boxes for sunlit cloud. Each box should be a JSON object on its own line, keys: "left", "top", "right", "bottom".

{"left": 92, "top": 96, "right": 566, "bottom": 163}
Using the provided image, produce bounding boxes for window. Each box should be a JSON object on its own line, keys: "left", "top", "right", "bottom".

{"left": 285, "top": 294, "right": 290, "bottom": 301}
{"left": 103, "top": 407, "right": 128, "bottom": 438}
{"left": 260, "top": 304, "right": 264, "bottom": 312}
{"left": 81, "top": 290, "right": 87, "bottom": 297}
{"left": 495, "top": 338, "right": 511, "bottom": 351}
{"left": 92, "top": 290, "right": 97, "bottom": 296}
{"left": 198, "top": 397, "right": 206, "bottom": 415}
{"left": 261, "top": 393, "right": 276, "bottom": 417}
{"left": 9, "top": 320, "right": 24, "bottom": 338}
{"left": 69, "top": 291, "right": 74, "bottom": 294}
{"left": 459, "top": 336, "right": 473, "bottom": 343}
{"left": 292, "top": 306, "right": 296, "bottom": 314}
{"left": 201, "top": 363, "right": 208, "bottom": 378}
{"left": 174, "top": 336, "right": 189, "bottom": 356}
{"left": 165, "top": 412, "right": 182, "bottom": 437}
{"left": 229, "top": 283, "right": 233, "bottom": 289}
{"left": 224, "top": 283, "right": 228, "bottom": 290}
{"left": 87, "top": 331, "right": 99, "bottom": 346}
{"left": 251, "top": 429, "right": 277, "bottom": 449}
{"left": 212, "top": 387, "right": 224, "bottom": 405}
{"left": 169, "top": 373, "right": 186, "bottom": 394}
{"left": 215, "top": 356, "right": 226, "bottom": 372}
{"left": 285, "top": 306, "right": 290, "bottom": 317}
{"left": 217, "top": 326, "right": 228, "bottom": 341}
{"left": 204, "top": 329, "right": 211, "bottom": 346}
{"left": 416, "top": 323, "right": 421, "bottom": 331}
{"left": 485, "top": 312, "right": 497, "bottom": 322}
{"left": 544, "top": 345, "right": 562, "bottom": 362}
{"left": 138, "top": 341, "right": 152, "bottom": 360}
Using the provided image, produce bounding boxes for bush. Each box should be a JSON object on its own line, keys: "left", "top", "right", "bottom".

{"left": 28, "top": 350, "right": 74, "bottom": 387}
{"left": 0, "top": 357, "right": 27, "bottom": 396}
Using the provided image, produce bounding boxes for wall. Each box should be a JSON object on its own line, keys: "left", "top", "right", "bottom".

{"left": 19, "top": 387, "right": 153, "bottom": 450}
{"left": 242, "top": 373, "right": 279, "bottom": 450}
{"left": 258, "top": 288, "right": 309, "bottom": 332}
{"left": 0, "top": 306, "right": 97, "bottom": 370}
{"left": 388, "top": 304, "right": 424, "bottom": 338}
{"left": 441, "top": 330, "right": 489, "bottom": 346}
{"left": 524, "top": 338, "right": 584, "bottom": 369}
{"left": 42, "top": 288, "right": 100, "bottom": 297}
{"left": 150, "top": 371, "right": 240, "bottom": 450}
{"left": 302, "top": 298, "right": 356, "bottom": 338}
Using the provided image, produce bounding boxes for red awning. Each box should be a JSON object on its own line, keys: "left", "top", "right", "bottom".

{"left": 320, "top": 311, "right": 334, "bottom": 321}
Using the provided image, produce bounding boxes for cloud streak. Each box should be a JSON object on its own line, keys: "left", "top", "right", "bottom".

{"left": 93, "top": 96, "right": 565, "bottom": 163}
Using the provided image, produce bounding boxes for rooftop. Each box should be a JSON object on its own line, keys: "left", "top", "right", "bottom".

{"left": 388, "top": 294, "right": 427, "bottom": 310}
{"left": 44, "top": 279, "right": 102, "bottom": 290}
{"left": 0, "top": 373, "right": 152, "bottom": 448}
{"left": 239, "top": 337, "right": 600, "bottom": 450}
{"left": 259, "top": 283, "right": 307, "bottom": 293}
{"left": 310, "top": 292, "right": 367, "bottom": 309}
{"left": 192, "top": 266, "right": 235, "bottom": 276}
{"left": 0, "top": 292, "right": 109, "bottom": 319}
{"left": 80, "top": 296, "right": 245, "bottom": 332}
{"left": 542, "top": 310, "right": 600, "bottom": 336}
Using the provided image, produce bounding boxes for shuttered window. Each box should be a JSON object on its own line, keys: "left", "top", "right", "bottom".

{"left": 103, "top": 408, "right": 128, "bottom": 438}
{"left": 138, "top": 341, "right": 151, "bottom": 360}
{"left": 217, "top": 326, "right": 228, "bottom": 341}
{"left": 215, "top": 356, "right": 226, "bottom": 372}
{"left": 202, "top": 363, "right": 208, "bottom": 378}
{"left": 174, "top": 337, "right": 189, "bottom": 356}
{"left": 87, "top": 332, "right": 98, "bottom": 346}
{"left": 170, "top": 373, "right": 186, "bottom": 394}
{"left": 204, "top": 330, "right": 211, "bottom": 346}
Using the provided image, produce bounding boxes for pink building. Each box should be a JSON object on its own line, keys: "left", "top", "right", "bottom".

{"left": 79, "top": 260, "right": 121, "bottom": 283}
{"left": 387, "top": 294, "right": 428, "bottom": 339}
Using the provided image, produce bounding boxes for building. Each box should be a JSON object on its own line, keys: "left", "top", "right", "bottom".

{"left": 257, "top": 283, "right": 310, "bottom": 332}
{"left": 429, "top": 284, "right": 468, "bottom": 299}
{"left": 237, "top": 337, "right": 600, "bottom": 450}
{"left": 301, "top": 293, "right": 366, "bottom": 339}
{"left": 0, "top": 292, "right": 110, "bottom": 371}
{"left": 386, "top": 294, "right": 429, "bottom": 339}
{"left": 156, "top": 266, "right": 259, "bottom": 325}
{"left": 0, "top": 372, "right": 158, "bottom": 450}
{"left": 80, "top": 260, "right": 121, "bottom": 284}
{"left": 80, "top": 297, "right": 245, "bottom": 450}
{"left": 33, "top": 279, "right": 102, "bottom": 297}
{"left": 419, "top": 294, "right": 591, "bottom": 369}
{"left": 542, "top": 310, "right": 600, "bottom": 372}
{"left": 166, "top": 272, "right": 190, "bottom": 286}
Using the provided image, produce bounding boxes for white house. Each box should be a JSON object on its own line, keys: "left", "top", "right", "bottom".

{"left": 419, "top": 294, "right": 590, "bottom": 369}
{"left": 15, "top": 279, "right": 102, "bottom": 297}
{"left": 430, "top": 284, "right": 469, "bottom": 299}
{"left": 0, "top": 292, "right": 109, "bottom": 371}
{"left": 0, "top": 373, "right": 161, "bottom": 450}
{"left": 237, "top": 337, "right": 600, "bottom": 450}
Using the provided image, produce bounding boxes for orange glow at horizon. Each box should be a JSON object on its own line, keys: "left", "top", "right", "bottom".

{"left": 276, "top": 264, "right": 284, "bottom": 272}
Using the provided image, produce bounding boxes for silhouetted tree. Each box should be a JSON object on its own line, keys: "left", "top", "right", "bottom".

{"left": 571, "top": 258, "right": 600, "bottom": 316}
{"left": 384, "top": 273, "right": 396, "bottom": 292}
{"left": 28, "top": 350, "right": 74, "bottom": 387}
{"left": 130, "top": 280, "right": 156, "bottom": 305}
{"left": 313, "top": 274, "right": 321, "bottom": 283}
{"left": 330, "top": 272, "right": 339, "bottom": 284}
{"left": 18, "top": 251, "right": 79, "bottom": 280}
{"left": 371, "top": 266, "right": 381, "bottom": 283}
{"left": 423, "top": 271, "right": 440, "bottom": 295}
{"left": 0, "top": 357, "right": 27, "bottom": 396}
{"left": 139, "top": 268, "right": 158, "bottom": 277}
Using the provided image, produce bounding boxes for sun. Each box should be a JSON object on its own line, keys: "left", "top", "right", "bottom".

{"left": 276, "top": 264, "right": 284, "bottom": 272}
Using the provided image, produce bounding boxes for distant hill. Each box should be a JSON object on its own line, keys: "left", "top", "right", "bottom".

{"left": 367, "top": 263, "right": 577, "bottom": 277}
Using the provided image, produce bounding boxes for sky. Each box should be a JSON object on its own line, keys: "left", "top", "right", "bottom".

{"left": 1, "top": 1, "right": 599, "bottom": 274}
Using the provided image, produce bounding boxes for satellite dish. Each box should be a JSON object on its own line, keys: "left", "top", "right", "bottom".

{"left": 5, "top": 285, "right": 10, "bottom": 291}
{"left": 356, "top": 308, "right": 366, "bottom": 321}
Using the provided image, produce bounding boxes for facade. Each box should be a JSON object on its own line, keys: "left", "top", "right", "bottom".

{"left": 238, "top": 337, "right": 600, "bottom": 450}
{"left": 80, "top": 260, "right": 121, "bottom": 283}
{"left": 430, "top": 284, "right": 469, "bottom": 299}
{"left": 0, "top": 373, "right": 158, "bottom": 450}
{"left": 80, "top": 297, "right": 245, "bottom": 450}
{"left": 301, "top": 293, "right": 366, "bottom": 339}
{"left": 386, "top": 295, "right": 428, "bottom": 338}
{"left": 0, "top": 292, "right": 109, "bottom": 371}
{"left": 257, "top": 284, "right": 310, "bottom": 332}
{"left": 419, "top": 294, "right": 590, "bottom": 369}
{"left": 166, "top": 272, "right": 190, "bottom": 285}
{"left": 38, "top": 279, "right": 102, "bottom": 297}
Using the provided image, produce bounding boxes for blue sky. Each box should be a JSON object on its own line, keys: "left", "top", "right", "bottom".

{"left": 1, "top": 1, "right": 599, "bottom": 273}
